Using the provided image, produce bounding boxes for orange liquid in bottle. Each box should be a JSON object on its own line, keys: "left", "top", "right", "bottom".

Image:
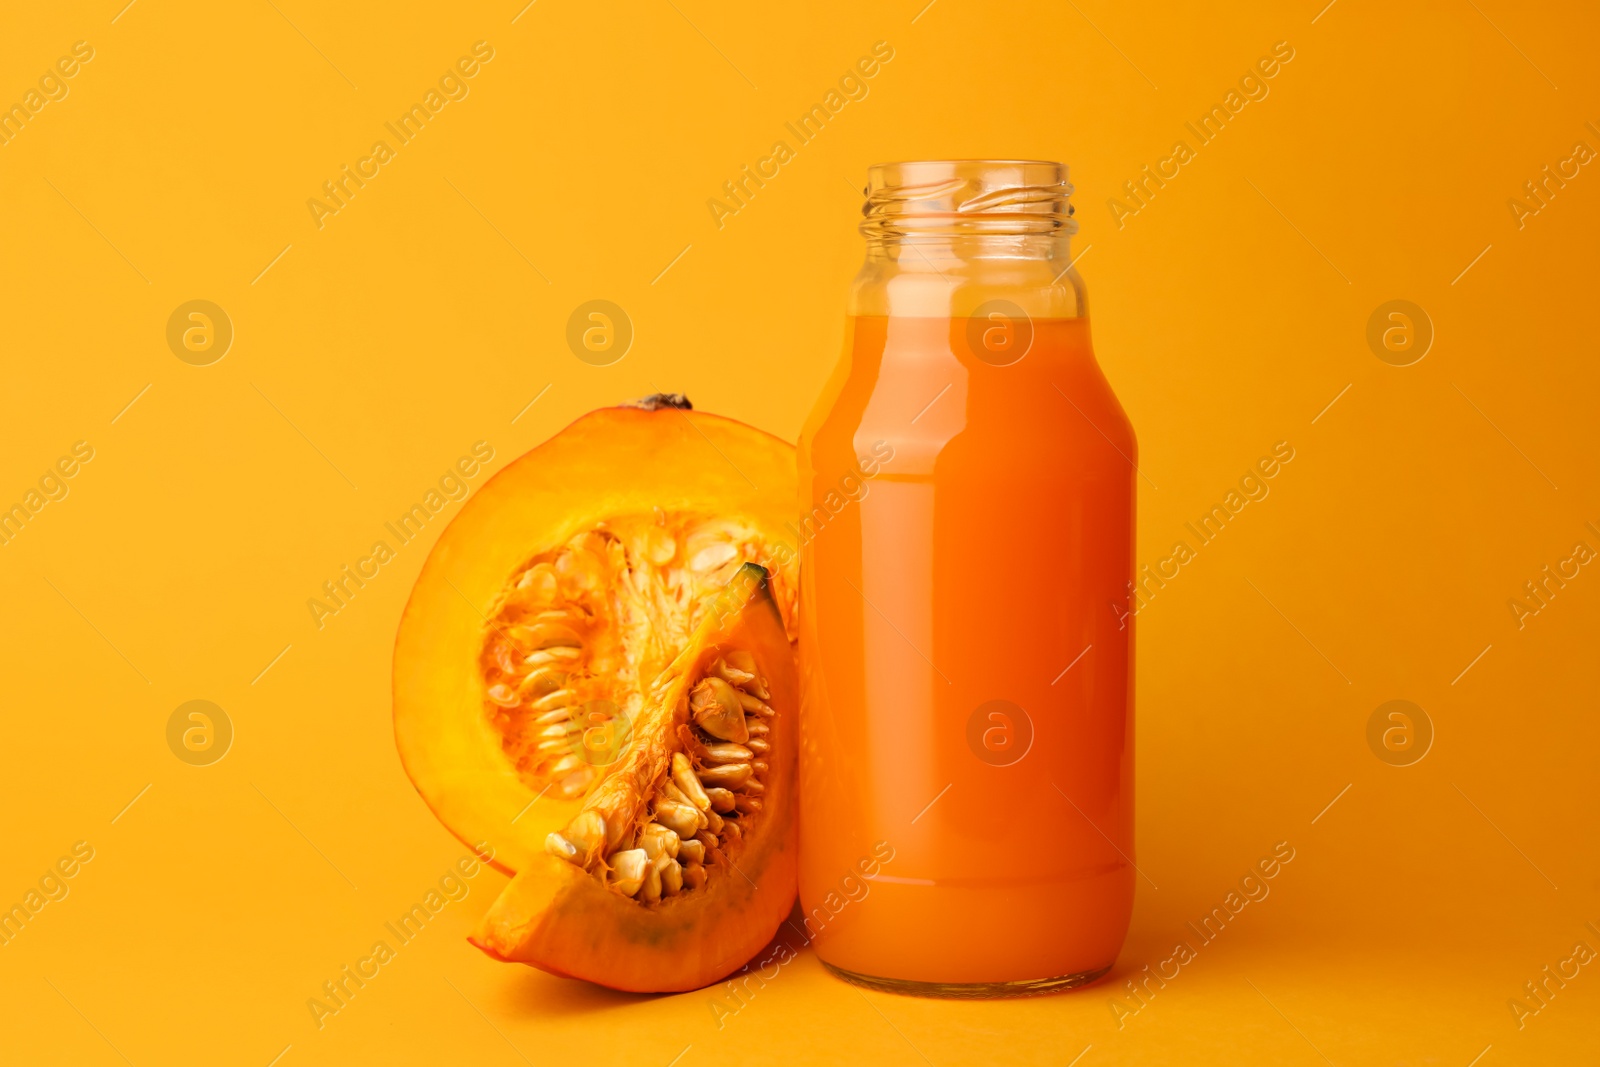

{"left": 797, "top": 313, "right": 1135, "bottom": 990}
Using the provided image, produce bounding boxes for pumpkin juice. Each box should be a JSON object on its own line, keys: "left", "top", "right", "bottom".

{"left": 798, "top": 162, "right": 1136, "bottom": 994}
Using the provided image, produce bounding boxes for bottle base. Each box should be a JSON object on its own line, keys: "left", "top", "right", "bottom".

{"left": 821, "top": 960, "right": 1113, "bottom": 999}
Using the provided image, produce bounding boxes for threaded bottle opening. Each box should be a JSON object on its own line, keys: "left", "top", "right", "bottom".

{"left": 860, "top": 159, "right": 1076, "bottom": 239}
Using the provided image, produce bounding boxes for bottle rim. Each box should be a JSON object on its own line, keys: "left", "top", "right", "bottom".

{"left": 865, "top": 157, "right": 1065, "bottom": 168}
{"left": 861, "top": 159, "right": 1075, "bottom": 238}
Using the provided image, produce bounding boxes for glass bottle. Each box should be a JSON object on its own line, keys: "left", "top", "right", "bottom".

{"left": 796, "top": 160, "right": 1136, "bottom": 996}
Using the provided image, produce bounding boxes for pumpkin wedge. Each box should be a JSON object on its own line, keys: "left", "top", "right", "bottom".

{"left": 471, "top": 563, "right": 797, "bottom": 991}
{"left": 392, "top": 396, "right": 798, "bottom": 990}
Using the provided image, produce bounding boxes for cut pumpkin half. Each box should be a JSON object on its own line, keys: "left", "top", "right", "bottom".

{"left": 392, "top": 396, "right": 799, "bottom": 990}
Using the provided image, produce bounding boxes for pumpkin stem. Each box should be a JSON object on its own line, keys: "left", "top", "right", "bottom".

{"left": 630, "top": 393, "right": 693, "bottom": 411}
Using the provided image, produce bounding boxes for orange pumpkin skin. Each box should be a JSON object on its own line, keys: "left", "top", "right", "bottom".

{"left": 392, "top": 400, "right": 799, "bottom": 991}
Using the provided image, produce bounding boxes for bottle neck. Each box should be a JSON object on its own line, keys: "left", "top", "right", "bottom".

{"left": 862, "top": 231, "right": 1075, "bottom": 266}
{"left": 850, "top": 160, "right": 1085, "bottom": 320}
{"left": 850, "top": 230, "right": 1086, "bottom": 320}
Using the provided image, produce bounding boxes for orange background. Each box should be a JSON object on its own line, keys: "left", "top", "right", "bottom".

{"left": 2, "top": 0, "right": 1597, "bottom": 1064}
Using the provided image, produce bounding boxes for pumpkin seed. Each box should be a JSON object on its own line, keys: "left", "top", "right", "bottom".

{"left": 549, "top": 754, "right": 584, "bottom": 776}
{"left": 530, "top": 688, "right": 577, "bottom": 713}
{"left": 640, "top": 860, "right": 663, "bottom": 903}
{"left": 493, "top": 642, "right": 521, "bottom": 675}
{"left": 724, "top": 650, "right": 768, "bottom": 698}
{"left": 671, "top": 753, "right": 711, "bottom": 811}
{"left": 713, "top": 657, "right": 755, "bottom": 688}
{"left": 702, "top": 742, "right": 754, "bottom": 764}
{"left": 690, "top": 677, "right": 748, "bottom": 742}
{"left": 643, "top": 526, "right": 677, "bottom": 566}
{"left": 516, "top": 563, "right": 560, "bottom": 602}
{"left": 532, "top": 609, "right": 575, "bottom": 622}
{"left": 516, "top": 665, "right": 567, "bottom": 699}
{"left": 662, "top": 780, "right": 697, "bottom": 813}
{"left": 610, "top": 849, "right": 649, "bottom": 896}
{"left": 545, "top": 833, "right": 579, "bottom": 863}
{"left": 688, "top": 541, "right": 738, "bottom": 572}
{"left": 564, "top": 809, "right": 607, "bottom": 858}
{"left": 640, "top": 823, "right": 679, "bottom": 860}
{"left": 511, "top": 621, "right": 582, "bottom": 649}
{"left": 737, "top": 692, "right": 774, "bottom": 717}
{"left": 698, "top": 762, "right": 753, "bottom": 789}
{"left": 660, "top": 856, "right": 684, "bottom": 896}
{"left": 654, "top": 799, "right": 700, "bottom": 839}
{"left": 525, "top": 646, "right": 582, "bottom": 667}
{"left": 533, "top": 707, "right": 573, "bottom": 728}
{"left": 556, "top": 768, "right": 592, "bottom": 798}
